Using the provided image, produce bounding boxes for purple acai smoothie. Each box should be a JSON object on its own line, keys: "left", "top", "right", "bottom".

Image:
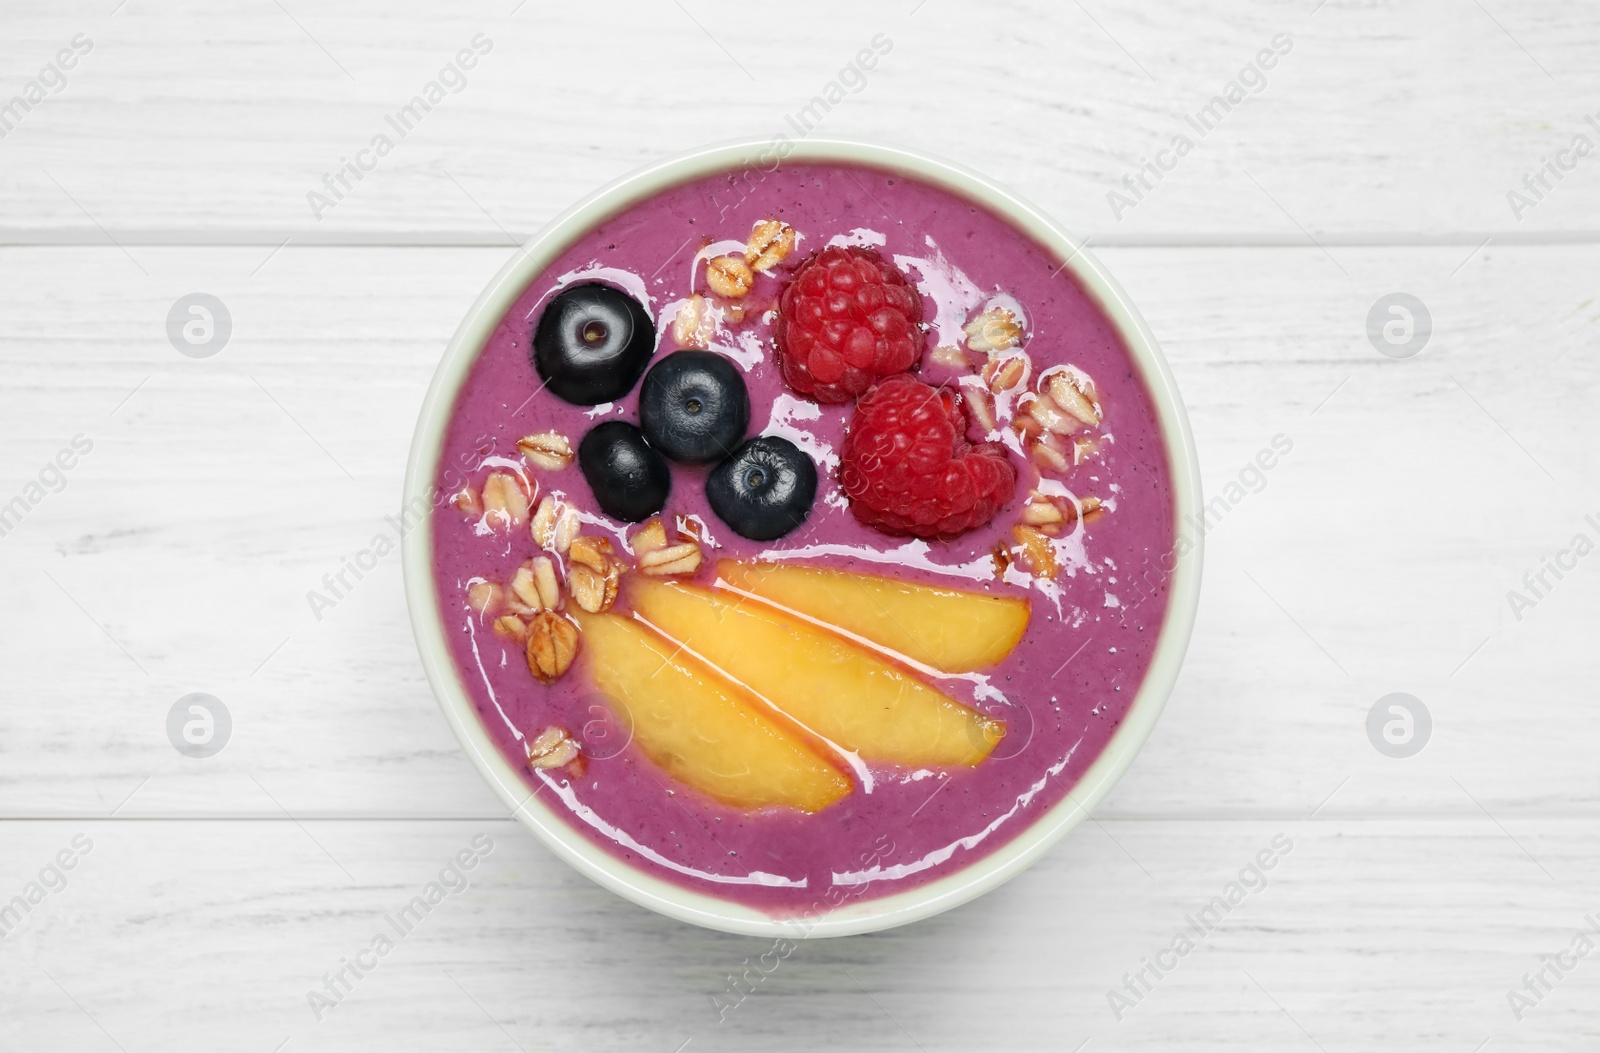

{"left": 430, "top": 163, "right": 1175, "bottom": 916}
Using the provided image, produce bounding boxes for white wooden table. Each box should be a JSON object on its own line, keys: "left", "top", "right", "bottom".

{"left": 2, "top": 1, "right": 1596, "bottom": 1049}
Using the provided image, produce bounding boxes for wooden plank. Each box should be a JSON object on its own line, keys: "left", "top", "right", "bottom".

{"left": 0, "top": 1, "right": 1596, "bottom": 238}
{"left": 0, "top": 243, "right": 1593, "bottom": 821}
{"left": 0, "top": 818, "right": 1593, "bottom": 1050}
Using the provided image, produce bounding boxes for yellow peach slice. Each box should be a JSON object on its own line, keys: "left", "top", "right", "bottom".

{"left": 715, "top": 559, "right": 1030, "bottom": 673}
{"left": 572, "top": 610, "right": 851, "bottom": 813}
{"left": 627, "top": 579, "right": 1003, "bottom": 767}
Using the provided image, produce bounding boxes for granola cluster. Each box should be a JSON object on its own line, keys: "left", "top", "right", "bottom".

{"left": 453, "top": 432, "right": 706, "bottom": 689}
{"left": 672, "top": 219, "right": 798, "bottom": 349}
{"left": 935, "top": 304, "right": 1110, "bottom": 582}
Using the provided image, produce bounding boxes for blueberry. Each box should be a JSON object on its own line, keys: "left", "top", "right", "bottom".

{"left": 578, "top": 421, "right": 670, "bottom": 522}
{"left": 533, "top": 283, "right": 656, "bottom": 405}
{"left": 639, "top": 351, "right": 750, "bottom": 465}
{"left": 706, "top": 436, "right": 817, "bottom": 541}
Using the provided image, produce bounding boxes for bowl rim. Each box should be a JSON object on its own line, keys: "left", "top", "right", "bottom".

{"left": 401, "top": 136, "right": 1203, "bottom": 939}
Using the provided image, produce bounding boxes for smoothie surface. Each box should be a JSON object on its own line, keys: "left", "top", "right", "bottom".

{"left": 430, "top": 162, "right": 1175, "bottom": 915}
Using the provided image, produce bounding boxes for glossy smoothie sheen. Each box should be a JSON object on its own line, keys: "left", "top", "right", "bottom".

{"left": 431, "top": 163, "right": 1175, "bottom": 915}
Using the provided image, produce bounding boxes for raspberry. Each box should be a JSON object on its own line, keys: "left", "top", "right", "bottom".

{"left": 838, "top": 375, "right": 1017, "bottom": 538}
{"left": 773, "top": 246, "right": 925, "bottom": 404}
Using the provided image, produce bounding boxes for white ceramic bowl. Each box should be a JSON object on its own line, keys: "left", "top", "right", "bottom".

{"left": 403, "top": 137, "right": 1203, "bottom": 938}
